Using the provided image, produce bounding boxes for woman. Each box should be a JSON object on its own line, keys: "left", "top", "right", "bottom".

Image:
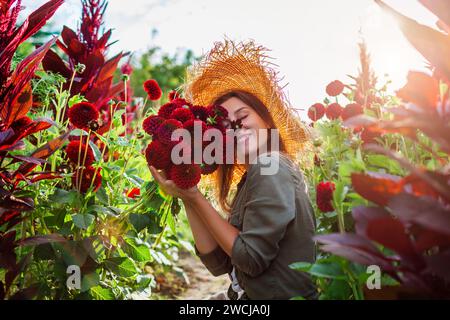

{"left": 149, "top": 39, "right": 317, "bottom": 300}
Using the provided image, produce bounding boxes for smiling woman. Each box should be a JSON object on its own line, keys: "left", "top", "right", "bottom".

{"left": 150, "top": 39, "right": 317, "bottom": 300}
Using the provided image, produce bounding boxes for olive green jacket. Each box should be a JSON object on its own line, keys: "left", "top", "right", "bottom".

{"left": 196, "top": 153, "right": 318, "bottom": 300}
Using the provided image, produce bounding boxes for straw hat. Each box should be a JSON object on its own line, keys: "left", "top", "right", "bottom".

{"left": 183, "top": 39, "right": 313, "bottom": 191}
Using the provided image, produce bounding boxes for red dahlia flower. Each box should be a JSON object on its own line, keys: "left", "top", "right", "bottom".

{"left": 326, "top": 80, "right": 345, "bottom": 97}
{"left": 143, "top": 79, "right": 162, "bottom": 100}
{"left": 316, "top": 181, "right": 335, "bottom": 213}
{"left": 169, "top": 164, "right": 201, "bottom": 189}
{"left": 308, "top": 103, "right": 325, "bottom": 121}
{"left": 158, "top": 102, "right": 179, "bottom": 119}
{"left": 157, "top": 119, "right": 183, "bottom": 145}
{"left": 168, "top": 90, "right": 180, "bottom": 101}
{"left": 121, "top": 63, "right": 133, "bottom": 75}
{"left": 145, "top": 140, "right": 172, "bottom": 170}
{"left": 190, "top": 105, "right": 209, "bottom": 121}
{"left": 200, "top": 163, "right": 218, "bottom": 175}
{"left": 143, "top": 115, "right": 165, "bottom": 136}
{"left": 342, "top": 103, "right": 363, "bottom": 121}
{"left": 326, "top": 103, "right": 343, "bottom": 120}
{"left": 72, "top": 166, "right": 102, "bottom": 193}
{"left": 126, "top": 187, "right": 141, "bottom": 199}
{"left": 170, "top": 108, "right": 194, "bottom": 124}
{"left": 66, "top": 140, "right": 95, "bottom": 166}
{"left": 207, "top": 105, "right": 228, "bottom": 124}
{"left": 68, "top": 102, "right": 99, "bottom": 130}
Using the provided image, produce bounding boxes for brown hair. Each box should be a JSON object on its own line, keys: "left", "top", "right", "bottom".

{"left": 213, "top": 90, "right": 288, "bottom": 213}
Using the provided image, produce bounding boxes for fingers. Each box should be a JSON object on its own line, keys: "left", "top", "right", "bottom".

{"left": 149, "top": 166, "right": 165, "bottom": 184}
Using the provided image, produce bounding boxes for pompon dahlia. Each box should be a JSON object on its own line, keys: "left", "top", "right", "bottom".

{"left": 143, "top": 115, "right": 165, "bottom": 136}
{"left": 342, "top": 103, "right": 363, "bottom": 121}
{"left": 72, "top": 166, "right": 102, "bottom": 193}
{"left": 168, "top": 90, "right": 180, "bottom": 101}
{"left": 145, "top": 140, "right": 172, "bottom": 170}
{"left": 170, "top": 108, "right": 194, "bottom": 124}
{"left": 171, "top": 98, "right": 191, "bottom": 109}
{"left": 143, "top": 79, "right": 162, "bottom": 100}
{"left": 157, "top": 119, "right": 183, "bottom": 145}
{"left": 183, "top": 119, "right": 208, "bottom": 137}
{"left": 121, "top": 63, "right": 133, "bottom": 75}
{"left": 316, "top": 181, "right": 335, "bottom": 213}
{"left": 66, "top": 140, "right": 95, "bottom": 166}
{"left": 169, "top": 164, "right": 201, "bottom": 189}
{"left": 126, "top": 187, "right": 141, "bottom": 199}
{"left": 308, "top": 103, "right": 325, "bottom": 121}
{"left": 326, "top": 103, "right": 343, "bottom": 120}
{"left": 68, "top": 102, "right": 99, "bottom": 130}
{"left": 326, "top": 80, "right": 345, "bottom": 97}
{"left": 189, "top": 105, "right": 209, "bottom": 121}
{"left": 206, "top": 104, "right": 228, "bottom": 124}
{"left": 158, "top": 102, "right": 179, "bottom": 119}
{"left": 200, "top": 163, "right": 218, "bottom": 175}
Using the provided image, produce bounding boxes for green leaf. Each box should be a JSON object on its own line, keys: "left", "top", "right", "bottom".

{"left": 81, "top": 272, "right": 100, "bottom": 292}
{"left": 96, "top": 186, "right": 109, "bottom": 205}
{"left": 291, "top": 262, "right": 346, "bottom": 280}
{"left": 89, "top": 140, "right": 103, "bottom": 162}
{"left": 72, "top": 214, "right": 95, "bottom": 230}
{"left": 104, "top": 257, "right": 137, "bottom": 277}
{"left": 90, "top": 286, "right": 115, "bottom": 300}
{"left": 129, "top": 213, "right": 151, "bottom": 233}
{"left": 49, "top": 189, "right": 78, "bottom": 205}
{"left": 122, "top": 238, "right": 151, "bottom": 262}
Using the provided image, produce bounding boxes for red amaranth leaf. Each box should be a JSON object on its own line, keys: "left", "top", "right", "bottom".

{"left": 18, "top": 0, "right": 64, "bottom": 44}
{"left": 375, "top": 0, "right": 450, "bottom": 82}
{"left": 1, "top": 38, "right": 56, "bottom": 126}
{"left": 42, "top": 49, "right": 72, "bottom": 78}
{"left": 366, "top": 217, "right": 421, "bottom": 264}
{"left": 351, "top": 172, "right": 403, "bottom": 206}
{"left": 15, "top": 131, "right": 69, "bottom": 176}
{"left": 388, "top": 193, "right": 450, "bottom": 235}
{"left": 419, "top": 0, "right": 450, "bottom": 28}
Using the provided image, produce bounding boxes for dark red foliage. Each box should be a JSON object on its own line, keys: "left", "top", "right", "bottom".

{"left": 42, "top": 0, "right": 124, "bottom": 116}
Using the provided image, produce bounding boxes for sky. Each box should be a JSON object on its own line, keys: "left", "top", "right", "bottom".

{"left": 23, "top": 0, "right": 438, "bottom": 118}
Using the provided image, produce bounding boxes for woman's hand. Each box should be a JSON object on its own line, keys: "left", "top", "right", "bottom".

{"left": 149, "top": 166, "right": 200, "bottom": 203}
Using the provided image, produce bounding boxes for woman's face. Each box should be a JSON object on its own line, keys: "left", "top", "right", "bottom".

{"left": 220, "top": 97, "right": 270, "bottom": 163}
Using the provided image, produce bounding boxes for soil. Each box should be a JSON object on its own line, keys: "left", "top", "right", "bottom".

{"left": 174, "top": 251, "right": 229, "bottom": 300}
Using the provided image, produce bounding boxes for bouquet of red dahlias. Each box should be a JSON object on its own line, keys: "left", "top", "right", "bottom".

{"left": 142, "top": 80, "right": 229, "bottom": 189}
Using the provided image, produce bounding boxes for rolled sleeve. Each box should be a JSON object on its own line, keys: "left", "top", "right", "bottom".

{"left": 195, "top": 245, "right": 232, "bottom": 276}
{"left": 231, "top": 153, "right": 296, "bottom": 277}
